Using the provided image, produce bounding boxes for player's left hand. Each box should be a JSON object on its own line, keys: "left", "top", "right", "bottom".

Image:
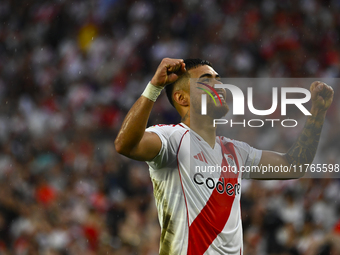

{"left": 310, "top": 81, "right": 334, "bottom": 114}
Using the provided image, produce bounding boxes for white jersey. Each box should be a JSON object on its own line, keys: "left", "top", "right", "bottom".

{"left": 145, "top": 123, "right": 262, "bottom": 255}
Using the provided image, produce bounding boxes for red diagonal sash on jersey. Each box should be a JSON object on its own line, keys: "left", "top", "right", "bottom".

{"left": 187, "top": 140, "right": 240, "bottom": 255}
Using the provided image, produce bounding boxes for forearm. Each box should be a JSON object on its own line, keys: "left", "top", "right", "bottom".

{"left": 284, "top": 108, "right": 326, "bottom": 168}
{"left": 115, "top": 58, "right": 185, "bottom": 159}
{"left": 254, "top": 82, "right": 333, "bottom": 180}
{"left": 114, "top": 96, "right": 154, "bottom": 155}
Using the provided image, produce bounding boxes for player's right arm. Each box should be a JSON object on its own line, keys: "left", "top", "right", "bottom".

{"left": 114, "top": 58, "right": 186, "bottom": 161}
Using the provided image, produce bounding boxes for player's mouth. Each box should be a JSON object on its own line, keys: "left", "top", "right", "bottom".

{"left": 196, "top": 82, "right": 227, "bottom": 105}
{"left": 214, "top": 93, "right": 224, "bottom": 100}
{"left": 214, "top": 90, "right": 226, "bottom": 102}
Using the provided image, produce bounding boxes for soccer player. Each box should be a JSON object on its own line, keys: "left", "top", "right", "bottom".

{"left": 114, "top": 58, "right": 334, "bottom": 254}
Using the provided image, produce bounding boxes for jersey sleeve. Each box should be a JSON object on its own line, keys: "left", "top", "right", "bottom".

{"left": 231, "top": 140, "right": 262, "bottom": 179}
{"left": 145, "top": 125, "right": 179, "bottom": 170}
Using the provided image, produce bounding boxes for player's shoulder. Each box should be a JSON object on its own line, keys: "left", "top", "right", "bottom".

{"left": 149, "top": 123, "right": 181, "bottom": 128}
{"left": 218, "top": 136, "right": 234, "bottom": 144}
{"left": 146, "top": 123, "right": 188, "bottom": 136}
{"left": 218, "top": 136, "right": 250, "bottom": 149}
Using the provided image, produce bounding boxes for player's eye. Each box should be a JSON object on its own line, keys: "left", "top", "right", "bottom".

{"left": 200, "top": 78, "right": 210, "bottom": 82}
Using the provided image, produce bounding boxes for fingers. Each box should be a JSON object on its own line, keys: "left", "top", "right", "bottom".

{"left": 151, "top": 58, "right": 186, "bottom": 87}
{"left": 310, "top": 81, "right": 324, "bottom": 92}
{"left": 310, "top": 81, "right": 334, "bottom": 113}
{"left": 167, "top": 73, "right": 179, "bottom": 84}
{"left": 321, "top": 85, "right": 334, "bottom": 99}
{"left": 310, "top": 81, "right": 334, "bottom": 95}
{"left": 180, "top": 62, "right": 186, "bottom": 74}
{"left": 170, "top": 62, "right": 186, "bottom": 76}
{"left": 167, "top": 64, "right": 180, "bottom": 72}
{"left": 310, "top": 81, "right": 334, "bottom": 99}
{"left": 311, "top": 81, "right": 333, "bottom": 93}
{"left": 163, "top": 58, "right": 185, "bottom": 72}
{"left": 162, "top": 58, "right": 184, "bottom": 65}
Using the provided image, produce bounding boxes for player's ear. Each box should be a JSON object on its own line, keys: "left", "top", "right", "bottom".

{"left": 173, "top": 90, "right": 189, "bottom": 106}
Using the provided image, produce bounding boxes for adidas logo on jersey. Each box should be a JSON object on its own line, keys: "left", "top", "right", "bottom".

{"left": 194, "top": 152, "right": 208, "bottom": 164}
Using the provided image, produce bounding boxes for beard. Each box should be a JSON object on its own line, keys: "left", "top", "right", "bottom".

{"left": 208, "top": 101, "right": 229, "bottom": 119}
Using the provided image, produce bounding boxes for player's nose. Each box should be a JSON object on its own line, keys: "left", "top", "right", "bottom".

{"left": 215, "top": 79, "right": 223, "bottom": 85}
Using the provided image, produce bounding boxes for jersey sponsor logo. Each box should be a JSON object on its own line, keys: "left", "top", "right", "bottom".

{"left": 187, "top": 141, "right": 240, "bottom": 254}
{"left": 193, "top": 173, "right": 240, "bottom": 196}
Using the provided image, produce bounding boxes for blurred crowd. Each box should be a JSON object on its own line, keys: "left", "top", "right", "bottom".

{"left": 0, "top": 0, "right": 339, "bottom": 254}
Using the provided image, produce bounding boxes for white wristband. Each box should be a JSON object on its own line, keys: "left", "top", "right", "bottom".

{"left": 141, "top": 82, "right": 163, "bottom": 102}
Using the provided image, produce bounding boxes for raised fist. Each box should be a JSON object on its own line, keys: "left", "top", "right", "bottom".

{"left": 151, "top": 58, "right": 186, "bottom": 87}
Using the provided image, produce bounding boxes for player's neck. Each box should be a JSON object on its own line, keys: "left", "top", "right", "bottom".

{"left": 183, "top": 116, "right": 217, "bottom": 149}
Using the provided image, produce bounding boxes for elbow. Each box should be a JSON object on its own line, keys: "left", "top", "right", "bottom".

{"left": 114, "top": 138, "right": 132, "bottom": 157}
{"left": 283, "top": 154, "right": 306, "bottom": 179}
{"left": 114, "top": 139, "right": 125, "bottom": 155}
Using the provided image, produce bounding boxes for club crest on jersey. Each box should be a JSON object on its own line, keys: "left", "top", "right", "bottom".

{"left": 224, "top": 154, "right": 237, "bottom": 174}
